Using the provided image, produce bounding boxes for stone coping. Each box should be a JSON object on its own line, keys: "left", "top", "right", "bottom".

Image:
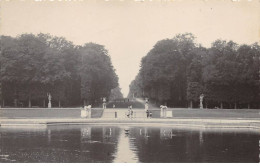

{"left": 1, "top": 118, "right": 260, "bottom": 130}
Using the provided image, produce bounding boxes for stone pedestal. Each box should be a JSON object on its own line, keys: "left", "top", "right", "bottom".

{"left": 48, "top": 102, "right": 51, "bottom": 108}
{"left": 166, "top": 111, "right": 172, "bottom": 118}
{"left": 81, "top": 109, "right": 87, "bottom": 118}
{"left": 163, "top": 108, "right": 166, "bottom": 118}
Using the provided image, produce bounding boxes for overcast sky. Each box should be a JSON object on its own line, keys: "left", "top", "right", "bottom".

{"left": 1, "top": 0, "right": 259, "bottom": 97}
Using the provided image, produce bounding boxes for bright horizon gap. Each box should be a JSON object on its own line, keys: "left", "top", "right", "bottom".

{"left": 1, "top": 0, "right": 259, "bottom": 97}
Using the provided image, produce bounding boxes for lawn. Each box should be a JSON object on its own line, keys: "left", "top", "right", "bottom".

{"left": 0, "top": 108, "right": 104, "bottom": 119}
{"left": 91, "top": 108, "right": 104, "bottom": 118}
{"left": 106, "top": 101, "right": 144, "bottom": 109}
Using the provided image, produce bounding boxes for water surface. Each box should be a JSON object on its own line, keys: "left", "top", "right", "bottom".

{"left": 0, "top": 125, "right": 259, "bottom": 163}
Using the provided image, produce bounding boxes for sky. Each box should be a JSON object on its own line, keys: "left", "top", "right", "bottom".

{"left": 1, "top": 0, "right": 259, "bottom": 97}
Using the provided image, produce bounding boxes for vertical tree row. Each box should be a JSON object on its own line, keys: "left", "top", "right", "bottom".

{"left": 129, "top": 33, "right": 260, "bottom": 108}
{"left": 0, "top": 34, "right": 119, "bottom": 107}
{"left": 80, "top": 43, "right": 119, "bottom": 105}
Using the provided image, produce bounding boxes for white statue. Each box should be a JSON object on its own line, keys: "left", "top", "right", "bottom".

{"left": 47, "top": 93, "right": 52, "bottom": 108}
{"left": 103, "top": 97, "right": 106, "bottom": 109}
{"left": 160, "top": 105, "right": 163, "bottom": 117}
{"left": 200, "top": 94, "right": 204, "bottom": 109}
{"left": 160, "top": 105, "right": 167, "bottom": 118}
{"left": 145, "top": 103, "right": 148, "bottom": 112}
{"left": 82, "top": 105, "right": 92, "bottom": 118}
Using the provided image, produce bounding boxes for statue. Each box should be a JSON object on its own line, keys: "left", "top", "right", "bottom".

{"left": 47, "top": 93, "right": 52, "bottom": 108}
{"left": 163, "top": 106, "right": 167, "bottom": 118}
{"left": 82, "top": 105, "right": 91, "bottom": 118}
{"left": 103, "top": 97, "right": 106, "bottom": 109}
{"left": 145, "top": 98, "right": 148, "bottom": 104}
{"left": 160, "top": 105, "right": 167, "bottom": 118}
{"left": 199, "top": 94, "right": 204, "bottom": 109}
{"left": 145, "top": 103, "right": 148, "bottom": 112}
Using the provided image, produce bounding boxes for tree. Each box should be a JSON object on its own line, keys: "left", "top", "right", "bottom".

{"left": 138, "top": 33, "right": 197, "bottom": 106}
{"left": 128, "top": 73, "right": 143, "bottom": 99}
{"left": 130, "top": 35, "right": 260, "bottom": 108}
{"left": 186, "top": 46, "right": 208, "bottom": 108}
{"left": 80, "top": 43, "right": 118, "bottom": 106}
{"left": 0, "top": 34, "right": 119, "bottom": 108}
{"left": 109, "top": 87, "right": 124, "bottom": 101}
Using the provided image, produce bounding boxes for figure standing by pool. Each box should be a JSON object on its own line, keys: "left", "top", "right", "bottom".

{"left": 145, "top": 103, "right": 149, "bottom": 118}
{"left": 130, "top": 105, "right": 133, "bottom": 118}
{"left": 127, "top": 106, "right": 130, "bottom": 118}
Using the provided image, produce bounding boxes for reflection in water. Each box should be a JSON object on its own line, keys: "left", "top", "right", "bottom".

{"left": 81, "top": 127, "right": 91, "bottom": 142}
{"left": 0, "top": 125, "right": 259, "bottom": 163}
{"left": 47, "top": 129, "right": 51, "bottom": 145}
{"left": 160, "top": 128, "right": 175, "bottom": 139}
{"left": 113, "top": 128, "right": 138, "bottom": 163}
{"left": 199, "top": 130, "right": 204, "bottom": 145}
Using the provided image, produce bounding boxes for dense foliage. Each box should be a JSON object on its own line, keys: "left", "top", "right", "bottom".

{"left": 0, "top": 34, "right": 119, "bottom": 107}
{"left": 109, "top": 87, "right": 124, "bottom": 101}
{"left": 129, "top": 33, "right": 260, "bottom": 108}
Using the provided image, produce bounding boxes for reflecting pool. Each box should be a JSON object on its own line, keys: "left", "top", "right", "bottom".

{"left": 0, "top": 125, "right": 259, "bottom": 163}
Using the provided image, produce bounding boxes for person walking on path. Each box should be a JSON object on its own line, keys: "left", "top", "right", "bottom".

{"left": 146, "top": 110, "right": 149, "bottom": 118}
{"left": 130, "top": 105, "right": 133, "bottom": 119}
{"left": 145, "top": 103, "right": 149, "bottom": 118}
{"left": 127, "top": 106, "right": 130, "bottom": 118}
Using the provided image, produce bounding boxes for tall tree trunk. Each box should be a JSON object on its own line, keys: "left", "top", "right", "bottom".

{"left": 59, "top": 100, "right": 61, "bottom": 108}
{"left": 2, "top": 99, "right": 4, "bottom": 108}
{"left": 28, "top": 98, "right": 31, "bottom": 108}
{"left": 220, "top": 102, "right": 223, "bottom": 109}
{"left": 43, "top": 100, "right": 45, "bottom": 108}
{"left": 14, "top": 99, "right": 17, "bottom": 107}
{"left": 14, "top": 86, "right": 17, "bottom": 107}
{"left": 234, "top": 102, "right": 237, "bottom": 109}
{"left": 248, "top": 103, "right": 250, "bottom": 109}
{"left": 84, "top": 100, "right": 86, "bottom": 106}
{"left": 190, "top": 101, "right": 193, "bottom": 108}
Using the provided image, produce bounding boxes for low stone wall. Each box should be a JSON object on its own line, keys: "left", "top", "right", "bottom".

{"left": 1, "top": 118, "right": 260, "bottom": 130}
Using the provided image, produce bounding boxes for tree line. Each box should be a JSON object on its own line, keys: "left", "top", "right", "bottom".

{"left": 0, "top": 33, "right": 119, "bottom": 107}
{"left": 128, "top": 33, "right": 260, "bottom": 109}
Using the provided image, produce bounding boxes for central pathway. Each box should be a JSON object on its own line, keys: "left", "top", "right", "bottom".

{"left": 102, "top": 108, "right": 147, "bottom": 119}
{"left": 102, "top": 98, "right": 153, "bottom": 119}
